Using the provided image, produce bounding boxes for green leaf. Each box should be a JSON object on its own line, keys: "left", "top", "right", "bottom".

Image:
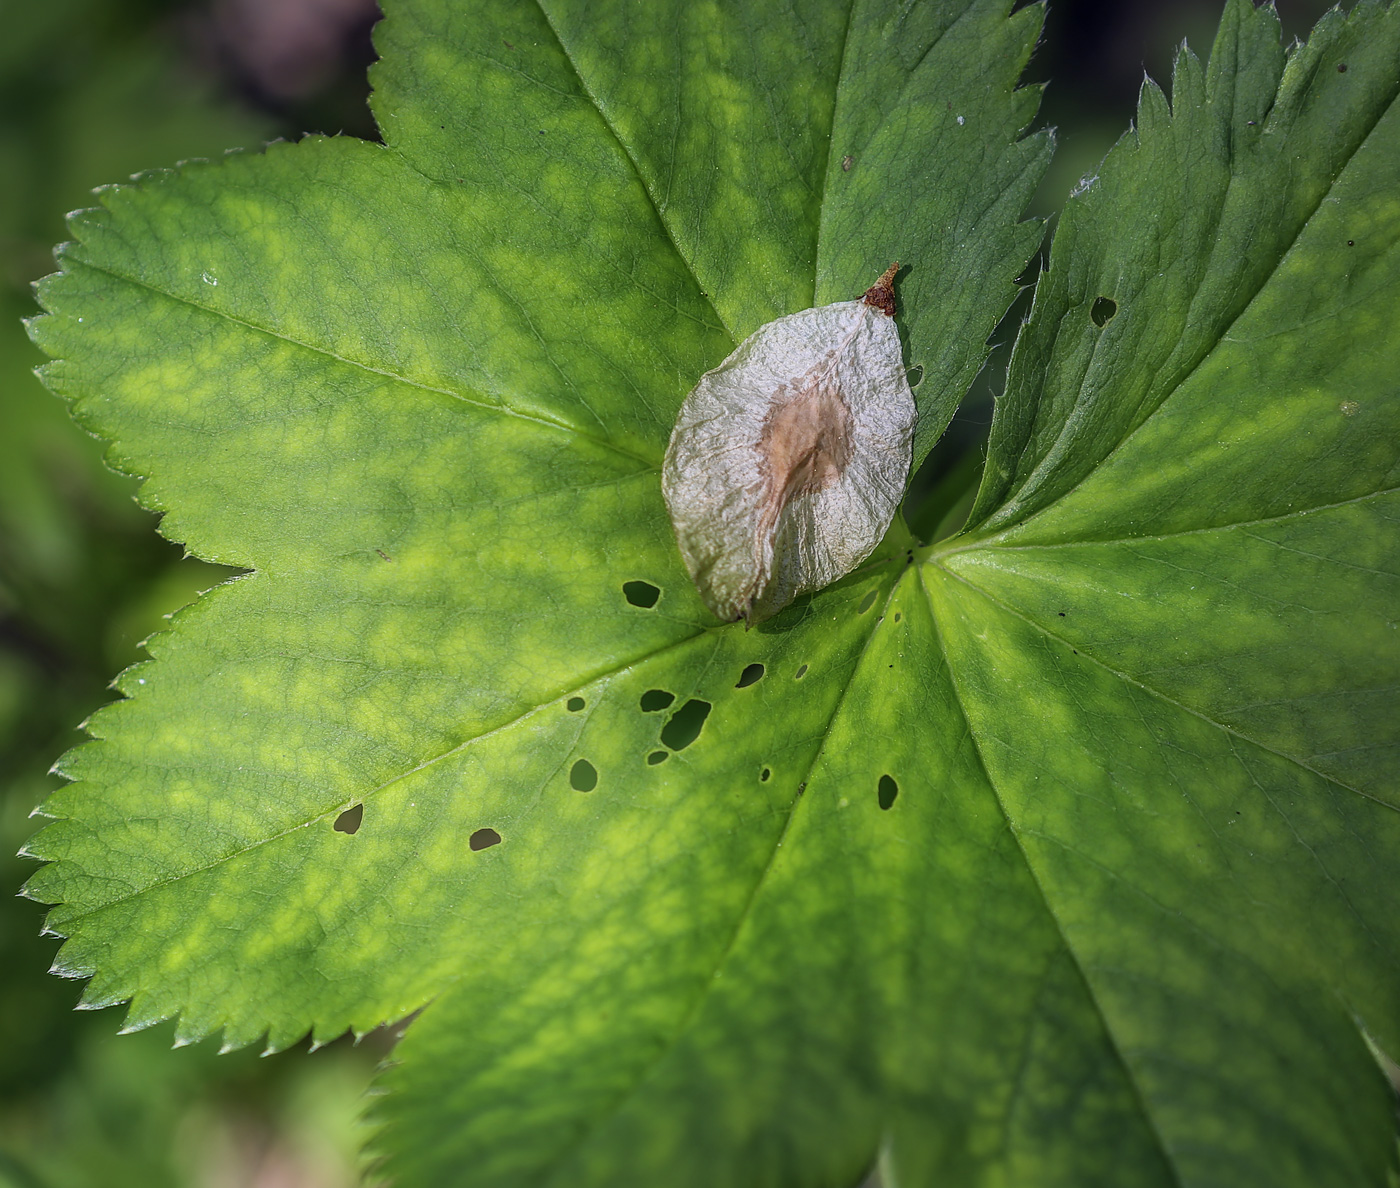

{"left": 21, "top": 2, "right": 1400, "bottom": 1187}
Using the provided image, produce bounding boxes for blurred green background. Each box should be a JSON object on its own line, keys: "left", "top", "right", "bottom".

{"left": 0, "top": 1, "right": 1334, "bottom": 1185}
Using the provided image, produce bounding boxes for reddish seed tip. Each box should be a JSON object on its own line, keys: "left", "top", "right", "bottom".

{"left": 862, "top": 262, "right": 899, "bottom": 317}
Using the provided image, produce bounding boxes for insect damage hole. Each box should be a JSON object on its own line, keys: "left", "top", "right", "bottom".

{"left": 736, "top": 663, "right": 765, "bottom": 688}
{"left": 760, "top": 767, "right": 772, "bottom": 782}
{"left": 1090, "top": 296, "right": 1118, "bottom": 327}
{"left": 333, "top": 804, "right": 364, "bottom": 834}
{"left": 570, "top": 759, "right": 598, "bottom": 791}
{"left": 794, "top": 664, "right": 808, "bottom": 680}
{"left": 623, "top": 580, "right": 660, "bottom": 608}
{"left": 640, "top": 689, "right": 675, "bottom": 712}
{"left": 857, "top": 589, "right": 879, "bottom": 614}
{"left": 469, "top": 827, "right": 502, "bottom": 851}
{"left": 877, "top": 775, "right": 899, "bottom": 810}
{"left": 566, "top": 696, "right": 586, "bottom": 712}
{"left": 660, "top": 699, "right": 712, "bottom": 751}
{"left": 647, "top": 750, "right": 669, "bottom": 765}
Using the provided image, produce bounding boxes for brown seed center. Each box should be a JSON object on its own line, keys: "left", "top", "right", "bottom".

{"left": 758, "top": 355, "right": 855, "bottom": 510}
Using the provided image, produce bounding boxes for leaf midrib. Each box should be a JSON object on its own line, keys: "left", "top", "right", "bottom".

{"left": 919, "top": 562, "right": 1186, "bottom": 1188}
{"left": 926, "top": 556, "right": 1400, "bottom": 817}
{"left": 943, "top": 485, "right": 1400, "bottom": 555}
{"left": 65, "top": 257, "right": 663, "bottom": 472}
{"left": 44, "top": 624, "right": 712, "bottom": 930}
{"left": 533, "top": 576, "right": 899, "bottom": 1187}
{"left": 530, "top": 0, "right": 742, "bottom": 344}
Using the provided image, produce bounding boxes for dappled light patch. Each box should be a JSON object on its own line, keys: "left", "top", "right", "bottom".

{"left": 622, "top": 580, "right": 661, "bottom": 608}
{"left": 660, "top": 699, "right": 711, "bottom": 751}
{"left": 468, "top": 828, "right": 502, "bottom": 851}
{"left": 569, "top": 760, "right": 598, "bottom": 792}
{"left": 333, "top": 804, "right": 364, "bottom": 834}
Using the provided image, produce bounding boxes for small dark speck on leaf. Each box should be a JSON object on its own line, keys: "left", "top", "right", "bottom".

{"left": 1338, "top": 62, "right": 1348, "bottom": 72}
{"left": 469, "top": 827, "right": 502, "bottom": 851}
{"left": 647, "top": 750, "right": 668, "bottom": 765}
{"left": 794, "top": 664, "right": 808, "bottom": 679}
{"left": 1246, "top": 120, "right": 1256, "bottom": 126}
{"left": 760, "top": 767, "right": 771, "bottom": 782}
{"left": 375, "top": 548, "right": 392, "bottom": 561}
{"left": 1348, "top": 240, "right": 1355, "bottom": 247}
{"left": 504, "top": 39, "right": 515, "bottom": 48}
{"left": 566, "top": 696, "right": 585, "bottom": 712}
{"left": 623, "top": 580, "right": 660, "bottom": 608}
{"left": 893, "top": 612, "right": 901, "bottom": 622}
{"left": 736, "top": 663, "right": 765, "bottom": 688}
{"left": 333, "top": 804, "right": 363, "bottom": 834}
{"left": 842, "top": 154, "right": 853, "bottom": 171}
{"left": 570, "top": 759, "right": 598, "bottom": 791}
{"left": 1058, "top": 611, "right": 1066, "bottom": 617}
{"left": 797, "top": 782, "right": 807, "bottom": 795}
{"left": 878, "top": 774, "right": 899, "bottom": 810}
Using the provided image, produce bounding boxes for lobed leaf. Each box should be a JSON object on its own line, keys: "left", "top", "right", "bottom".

{"left": 20, "top": 0, "right": 1400, "bottom": 1186}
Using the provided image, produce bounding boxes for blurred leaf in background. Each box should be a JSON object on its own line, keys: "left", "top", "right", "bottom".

{"left": 0, "top": 1, "right": 382, "bottom": 1185}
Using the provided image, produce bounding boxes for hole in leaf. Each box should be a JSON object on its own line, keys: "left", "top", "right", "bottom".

{"left": 640, "top": 689, "right": 675, "bottom": 712}
{"left": 623, "top": 580, "right": 660, "bottom": 608}
{"left": 760, "top": 767, "right": 771, "bottom": 782}
{"left": 570, "top": 759, "right": 598, "bottom": 791}
{"left": 893, "top": 612, "right": 902, "bottom": 622}
{"left": 794, "top": 664, "right": 808, "bottom": 680}
{"left": 469, "top": 827, "right": 502, "bottom": 851}
{"left": 647, "top": 750, "right": 669, "bottom": 765}
{"left": 1090, "top": 296, "right": 1117, "bottom": 327}
{"left": 333, "top": 804, "right": 363, "bottom": 834}
{"left": 857, "top": 589, "right": 879, "bottom": 614}
{"left": 878, "top": 775, "right": 899, "bottom": 810}
{"left": 566, "top": 696, "right": 585, "bottom": 712}
{"left": 736, "top": 663, "right": 765, "bottom": 688}
{"left": 660, "top": 699, "right": 712, "bottom": 751}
